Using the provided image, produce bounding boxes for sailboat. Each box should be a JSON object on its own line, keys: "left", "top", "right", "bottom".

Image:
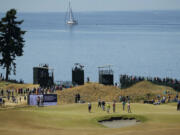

{"left": 66, "top": 1, "right": 78, "bottom": 25}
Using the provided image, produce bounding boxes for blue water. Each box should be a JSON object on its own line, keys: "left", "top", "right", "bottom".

{"left": 1, "top": 11, "right": 180, "bottom": 83}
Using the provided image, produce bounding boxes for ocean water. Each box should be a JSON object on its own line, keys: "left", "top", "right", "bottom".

{"left": 0, "top": 11, "right": 180, "bottom": 83}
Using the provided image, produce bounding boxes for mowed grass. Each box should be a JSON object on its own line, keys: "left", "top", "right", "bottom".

{"left": 0, "top": 103, "right": 180, "bottom": 135}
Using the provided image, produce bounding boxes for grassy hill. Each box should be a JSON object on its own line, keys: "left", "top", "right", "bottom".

{"left": 121, "top": 81, "right": 177, "bottom": 101}
{"left": 0, "top": 81, "right": 39, "bottom": 90}
{"left": 58, "top": 81, "right": 177, "bottom": 103}
{"left": 0, "top": 80, "right": 178, "bottom": 104}
{"left": 58, "top": 82, "right": 120, "bottom": 103}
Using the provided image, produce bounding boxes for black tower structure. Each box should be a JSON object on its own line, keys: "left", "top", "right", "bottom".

{"left": 98, "top": 65, "right": 114, "bottom": 85}
{"left": 33, "top": 64, "right": 54, "bottom": 88}
{"left": 72, "top": 63, "right": 84, "bottom": 85}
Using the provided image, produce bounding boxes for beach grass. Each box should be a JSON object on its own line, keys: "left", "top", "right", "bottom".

{"left": 0, "top": 81, "right": 39, "bottom": 90}
{"left": 58, "top": 81, "right": 177, "bottom": 103}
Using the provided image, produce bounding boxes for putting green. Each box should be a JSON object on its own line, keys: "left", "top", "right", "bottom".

{"left": 0, "top": 103, "right": 180, "bottom": 135}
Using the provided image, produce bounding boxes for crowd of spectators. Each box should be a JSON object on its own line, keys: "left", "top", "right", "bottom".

{"left": 0, "top": 87, "right": 56, "bottom": 106}
{"left": 120, "top": 74, "right": 180, "bottom": 92}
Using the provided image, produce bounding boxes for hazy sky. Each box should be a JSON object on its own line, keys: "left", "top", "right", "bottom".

{"left": 1, "top": 0, "right": 180, "bottom": 12}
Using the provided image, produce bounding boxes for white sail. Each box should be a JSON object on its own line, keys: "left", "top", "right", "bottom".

{"left": 67, "top": 1, "right": 78, "bottom": 25}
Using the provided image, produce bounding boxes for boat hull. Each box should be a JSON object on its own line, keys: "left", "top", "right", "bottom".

{"left": 67, "top": 20, "right": 78, "bottom": 25}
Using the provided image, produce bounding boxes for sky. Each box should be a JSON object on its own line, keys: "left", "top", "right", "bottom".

{"left": 0, "top": 0, "right": 180, "bottom": 12}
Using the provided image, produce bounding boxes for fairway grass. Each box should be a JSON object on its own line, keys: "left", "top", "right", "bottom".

{"left": 0, "top": 103, "right": 180, "bottom": 135}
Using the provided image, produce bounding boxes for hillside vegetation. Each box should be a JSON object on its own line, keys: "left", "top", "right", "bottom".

{"left": 0, "top": 80, "right": 178, "bottom": 104}
{"left": 58, "top": 81, "right": 177, "bottom": 103}
{"left": 0, "top": 81, "right": 39, "bottom": 90}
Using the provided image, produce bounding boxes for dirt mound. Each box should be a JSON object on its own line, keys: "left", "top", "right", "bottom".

{"left": 57, "top": 81, "right": 177, "bottom": 103}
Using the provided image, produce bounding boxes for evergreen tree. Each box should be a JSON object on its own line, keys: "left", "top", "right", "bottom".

{"left": 0, "top": 9, "right": 26, "bottom": 80}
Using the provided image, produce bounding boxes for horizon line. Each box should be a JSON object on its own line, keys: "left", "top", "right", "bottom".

{"left": 1, "top": 9, "right": 180, "bottom": 14}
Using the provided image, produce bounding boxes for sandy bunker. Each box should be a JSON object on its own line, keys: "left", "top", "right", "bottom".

{"left": 99, "top": 117, "right": 141, "bottom": 128}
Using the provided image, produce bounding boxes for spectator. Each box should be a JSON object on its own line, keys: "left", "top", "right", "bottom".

{"left": 24, "top": 95, "right": 26, "bottom": 100}
{"left": 87, "top": 77, "right": 90, "bottom": 83}
{"left": 88, "top": 102, "right": 92, "bottom": 113}
{"left": 19, "top": 97, "right": 21, "bottom": 102}
{"left": 98, "top": 98, "right": 101, "bottom": 108}
{"left": 113, "top": 101, "right": 116, "bottom": 113}
{"left": 1, "top": 89, "right": 4, "bottom": 96}
{"left": 177, "top": 100, "right": 180, "bottom": 111}
{"left": 122, "top": 101, "right": 126, "bottom": 111}
{"left": 2, "top": 99, "right": 5, "bottom": 107}
{"left": 119, "top": 96, "right": 122, "bottom": 102}
{"left": 168, "top": 95, "right": 171, "bottom": 103}
{"left": 37, "top": 96, "right": 40, "bottom": 107}
{"left": 102, "top": 101, "right": 106, "bottom": 111}
{"left": 106, "top": 103, "right": 110, "bottom": 113}
{"left": 119, "top": 74, "right": 180, "bottom": 92}
{"left": 127, "top": 102, "right": 131, "bottom": 113}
